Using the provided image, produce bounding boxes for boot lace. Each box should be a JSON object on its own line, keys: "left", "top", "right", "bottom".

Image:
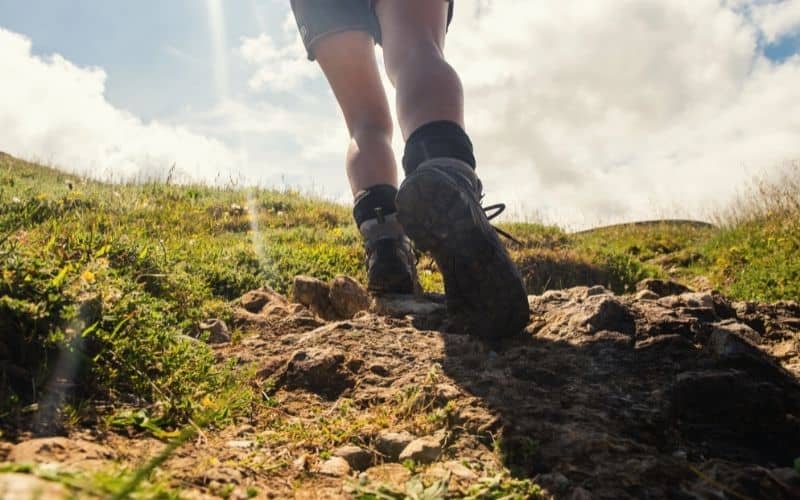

{"left": 482, "top": 202, "right": 523, "bottom": 246}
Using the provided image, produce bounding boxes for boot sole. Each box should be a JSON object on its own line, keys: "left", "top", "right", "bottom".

{"left": 396, "top": 166, "right": 530, "bottom": 339}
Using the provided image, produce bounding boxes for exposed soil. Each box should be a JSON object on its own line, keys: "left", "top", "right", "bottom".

{"left": 2, "top": 278, "right": 800, "bottom": 499}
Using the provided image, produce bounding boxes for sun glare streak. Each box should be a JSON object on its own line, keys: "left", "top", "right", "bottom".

{"left": 206, "top": 0, "right": 230, "bottom": 100}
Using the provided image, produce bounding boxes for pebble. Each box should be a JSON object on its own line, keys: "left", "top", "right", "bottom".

{"left": 333, "top": 445, "right": 372, "bottom": 471}
{"left": 398, "top": 436, "right": 442, "bottom": 464}
{"left": 319, "top": 456, "right": 352, "bottom": 477}
{"left": 376, "top": 431, "right": 416, "bottom": 460}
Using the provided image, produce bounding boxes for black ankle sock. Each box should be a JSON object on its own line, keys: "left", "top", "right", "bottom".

{"left": 353, "top": 184, "right": 398, "bottom": 227}
{"left": 402, "top": 120, "right": 476, "bottom": 176}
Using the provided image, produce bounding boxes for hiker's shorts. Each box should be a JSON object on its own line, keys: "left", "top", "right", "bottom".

{"left": 291, "top": 0, "right": 454, "bottom": 61}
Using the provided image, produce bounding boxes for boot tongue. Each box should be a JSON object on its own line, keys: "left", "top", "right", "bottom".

{"left": 417, "top": 157, "right": 482, "bottom": 196}
{"left": 359, "top": 212, "right": 405, "bottom": 242}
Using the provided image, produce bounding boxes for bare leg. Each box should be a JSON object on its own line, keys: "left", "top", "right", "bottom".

{"left": 313, "top": 31, "right": 397, "bottom": 194}
{"left": 374, "top": 0, "right": 464, "bottom": 139}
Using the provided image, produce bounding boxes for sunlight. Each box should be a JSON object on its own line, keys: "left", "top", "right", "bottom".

{"left": 204, "top": 0, "right": 272, "bottom": 277}
{"left": 206, "top": 0, "right": 230, "bottom": 100}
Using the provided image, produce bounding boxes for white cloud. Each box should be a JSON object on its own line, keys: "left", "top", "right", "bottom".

{"left": 4, "top": 0, "right": 800, "bottom": 229}
{"left": 443, "top": 0, "right": 800, "bottom": 227}
{"left": 0, "top": 27, "right": 242, "bottom": 183}
{"left": 240, "top": 0, "right": 800, "bottom": 227}
{"left": 751, "top": 0, "right": 800, "bottom": 42}
{"left": 238, "top": 15, "right": 317, "bottom": 92}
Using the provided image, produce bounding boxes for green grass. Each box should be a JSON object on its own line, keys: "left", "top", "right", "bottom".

{"left": 1, "top": 153, "right": 799, "bottom": 436}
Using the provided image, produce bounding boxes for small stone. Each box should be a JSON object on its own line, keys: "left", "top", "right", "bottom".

{"left": 585, "top": 285, "right": 609, "bottom": 297}
{"left": 376, "top": 431, "right": 416, "bottom": 460}
{"left": 636, "top": 279, "right": 691, "bottom": 297}
{"left": 329, "top": 276, "right": 371, "bottom": 319}
{"left": 634, "top": 289, "right": 660, "bottom": 301}
{"left": 569, "top": 487, "right": 594, "bottom": 500}
{"left": 0, "top": 473, "right": 68, "bottom": 499}
{"left": 8, "top": 437, "right": 115, "bottom": 466}
{"left": 235, "top": 424, "right": 255, "bottom": 436}
{"left": 669, "top": 370, "right": 785, "bottom": 433}
{"left": 435, "top": 383, "right": 461, "bottom": 402}
{"left": 277, "top": 347, "right": 354, "bottom": 400}
{"left": 239, "top": 287, "right": 287, "bottom": 313}
{"left": 773, "top": 340, "right": 797, "bottom": 359}
{"left": 398, "top": 435, "right": 442, "bottom": 464}
{"left": 707, "top": 324, "right": 762, "bottom": 360}
{"left": 199, "top": 318, "right": 231, "bottom": 344}
{"left": 362, "top": 464, "right": 412, "bottom": 489}
{"left": 369, "top": 364, "right": 390, "bottom": 377}
{"left": 226, "top": 440, "right": 254, "bottom": 449}
{"left": 540, "top": 290, "right": 571, "bottom": 302}
{"left": 680, "top": 292, "right": 715, "bottom": 309}
{"left": 570, "top": 296, "right": 636, "bottom": 335}
{"left": 203, "top": 467, "right": 243, "bottom": 485}
{"left": 442, "top": 461, "right": 477, "bottom": 480}
{"left": 333, "top": 445, "right": 372, "bottom": 471}
{"left": 537, "top": 471, "right": 570, "bottom": 491}
{"left": 293, "top": 276, "right": 337, "bottom": 320}
{"left": 319, "top": 456, "right": 352, "bottom": 477}
{"left": 293, "top": 454, "right": 309, "bottom": 471}
{"left": 672, "top": 450, "right": 688, "bottom": 460}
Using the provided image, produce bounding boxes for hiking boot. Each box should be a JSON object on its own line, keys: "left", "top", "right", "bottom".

{"left": 395, "top": 158, "right": 529, "bottom": 339}
{"left": 360, "top": 211, "right": 419, "bottom": 295}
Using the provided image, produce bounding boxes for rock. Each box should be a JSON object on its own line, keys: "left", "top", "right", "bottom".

{"left": 329, "top": 276, "right": 371, "bottom": 319}
{"left": 585, "top": 285, "right": 609, "bottom": 297}
{"left": 293, "top": 276, "right": 337, "bottom": 320}
{"left": 8, "top": 437, "right": 115, "bottom": 469}
{"left": 293, "top": 454, "right": 309, "bottom": 471}
{"left": 440, "top": 460, "right": 477, "bottom": 480}
{"left": 362, "top": 463, "right": 412, "bottom": 489}
{"left": 434, "top": 383, "right": 461, "bottom": 402}
{"left": 634, "top": 289, "right": 660, "bottom": 301}
{"left": 277, "top": 347, "right": 354, "bottom": 399}
{"left": 333, "top": 445, "right": 372, "bottom": 471}
{"left": 199, "top": 318, "right": 231, "bottom": 344}
{"left": 451, "top": 406, "right": 500, "bottom": 434}
{"left": 773, "top": 340, "right": 797, "bottom": 359}
{"left": 0, "top": 473, "right": 68, "bottom": 499}
{"left": 570, "top": 296, "right": 636, "bottom": 335}
{"left": 537, "top": 471, "right": 570, "bottom": 492}
{"left": 680, "top": 292, "right": 714, "bottom": 309}
{"left": 280, "top": 309, "right": 325, "bottom": 329}
{"left": 368, "top": 363, "right": 390, "bottom": 377}
{"left": 669, "top": 370, "right": 786, "bottom": 435}
{"left": 706, "top": 324, "right": 763, "bottom": 361}
{"left": 658, "top": 292, "right": 714, "bottom": 310}
{"left": 371, "top": 294, "right": 445, "bottom": 317}
{"left": 203, "top": 467, "right": 243, "bottom": 485}
{"left": 235, "top": 424, "right": 255, "bottom": 436}
{"left": 540, "top": 290, "right": 571, "bottom": 302}
{"left": 710, "top": 320, "right": 761, "bottom": 346}
{"left": 569, "top": 487, "right": 594, "bottom": 500}
{"left": 239, "top": 286, "right": 286, "bottom": 313}
{"left": 376, "top": 431, "right": 416, "bottom": 460}
{"left": 398, "top": 435, "right": 443, "bottom": 464}
{"left": 319, "top": 456, "right": 352, "bottom": 477}
{"left": 226, "top": 440, "right": 254, "bottom": 449}
{"left": 636, "top": 279, "right": 691, "bottom": 297}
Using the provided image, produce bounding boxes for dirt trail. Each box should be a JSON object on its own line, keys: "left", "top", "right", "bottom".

{"left": 2, "top": 277, "right": 800, "bottom": 499}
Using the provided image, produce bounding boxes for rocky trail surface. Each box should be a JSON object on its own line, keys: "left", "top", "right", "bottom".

{"left": 2, "top": 277, "right": 800, "bottom": 499}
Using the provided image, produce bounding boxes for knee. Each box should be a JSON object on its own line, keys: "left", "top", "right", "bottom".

{"left": 383, "top": 40, "right": 444, "bottom": 84}
{"left": 351, "top": 118, "right": 393, "bottom": 146}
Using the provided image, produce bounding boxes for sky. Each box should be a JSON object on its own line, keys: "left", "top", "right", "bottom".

{"left": 1, "top": 0, "right": 799, "bottom": 228}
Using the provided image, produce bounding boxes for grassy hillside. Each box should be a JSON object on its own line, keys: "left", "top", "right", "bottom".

{"left": 1, "top": 152, "right": 798, "bottom": 461}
